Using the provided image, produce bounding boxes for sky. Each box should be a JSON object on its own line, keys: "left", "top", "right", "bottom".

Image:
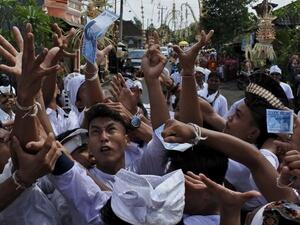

{"left": 108, "top": 0, "right": 295, "bottom": 29}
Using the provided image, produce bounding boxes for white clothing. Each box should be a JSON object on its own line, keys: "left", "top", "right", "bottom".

{"left": 225, "top": 148, "right": 279, "bottom": 210}
{"left": 0, "top": 108, "right": 14, "bottom": 123}
{"left": 46, "top": 107, "right": 78, "bottom": 136}
{"left": 183, "top": 214, "right": 220, "bottom": 225}
{"left": 50, "top": 163, "right": 111, "bottom": 225}
{"left": 225, "top": 98, "right": 245, "bottom": 119}
{"left": 68, "top": 108, "right": 85, "bottom": 129}
{"left": 280, "top": 82, "right": 294, "bottom": 100}
{"left": 198, "top": 87, "right": 228, "bottom": 117}
{"left": 88, "top": 167, "right": 115, "bottom": 189}
{"left": 298, "top": 111, "right": 300, "bottom": 117}
{"left": 171, "top": 71, "right": 182, "bottom": 86}
{"left": 0, "top": 159, "right": 61, "bottom": 225}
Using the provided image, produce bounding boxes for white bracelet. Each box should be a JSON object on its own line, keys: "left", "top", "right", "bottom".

{"left": 12, "top": 171, "right": 27, "bottom": 190}
{"left": 276, "top": 176, "right": 297, "bottom": 189}
{"left": 187, "top": 123, "right": 207, "bottom": 145}
{"left": 15, "top": 99, "right": 41, "bottom": 118}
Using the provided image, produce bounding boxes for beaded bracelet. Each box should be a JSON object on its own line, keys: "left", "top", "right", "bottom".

{"left": 187, "top": 123, "right": 207, "bottom": 145}
{"left": 15, "top": 100, "right": 41, "bottom": 118}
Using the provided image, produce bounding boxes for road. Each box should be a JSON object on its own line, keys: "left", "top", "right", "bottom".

{"left": 140, "top": 78, "right": 244, "bottom": 108}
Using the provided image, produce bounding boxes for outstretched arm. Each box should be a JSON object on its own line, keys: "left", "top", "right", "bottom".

{"left": 142, "top": 33, "right": 169, "bottom": 129}
{"left": 174, "top": 30, "right": 214, "bottom": 126}
{"left": 162, "top": 119, "right": 298, "bottom": 202}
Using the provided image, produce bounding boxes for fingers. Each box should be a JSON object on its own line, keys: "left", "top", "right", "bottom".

{"left": 52, "top": 23, "right": 62, "bottom": 38}
{"left": 26, "top": 138, "right": 45, "bottom": 150}
{"left": 273, "top": 140, "right": 295, "bottom": 153}
{"left": 47, "top": 141, "right": 62, "bottom": 168}
{"left": 42, "top": 64, "right": 61, "bottom": 77}
{"left": 103, "top": 45, "right": 113, "bottom": 55}
{"left": 38, "top": 133, "right": 56, "bottom": 157}
{"left": 34, "top": 48, "right": 48, "bottom": 67}
{"left": 172, "top": 45, "right": 183, "bottom": 56}
{"left": 12, "top": 26, "right": 24, "bottom": 52}
{"left": 163, "top": 136, "right": 185, "bottom": 143}
{"left": 10, "top": 136, "right": 23, "bottom": 159}
{"left": 0, "top": 45, "right": 15, "bottom": 65}
{"left": 153, "top": 31, "right": 160, "bottom": 45}
{"left": 0, "top": 35, "right": 18, "bottom": 57}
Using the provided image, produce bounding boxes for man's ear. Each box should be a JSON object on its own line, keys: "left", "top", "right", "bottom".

{"left": 124, "top": 134, "right": 129, "bottom": 145}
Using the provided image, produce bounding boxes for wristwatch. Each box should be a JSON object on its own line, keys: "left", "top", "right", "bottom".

{"left": 130, "top": 113, "right": 142, "bottom": 129}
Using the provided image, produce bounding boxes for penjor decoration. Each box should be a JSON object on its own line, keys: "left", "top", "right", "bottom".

{"left": 247, "top": 0, "right": 277, "bottom": 67}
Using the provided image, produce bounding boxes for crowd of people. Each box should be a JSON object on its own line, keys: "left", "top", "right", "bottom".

{"left": 0, "top": 22, "right": 299, "bottom": 225}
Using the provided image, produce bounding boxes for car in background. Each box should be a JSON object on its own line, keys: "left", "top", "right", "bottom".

{"left": 126, "top": 49, "right": 146, "bottom": 69}
{"left": 160, "top": 46, "right": 169, "bottom": 57}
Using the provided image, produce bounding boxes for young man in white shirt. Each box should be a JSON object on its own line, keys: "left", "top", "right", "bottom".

{"left": 198, "top": 72, "right": 228, "bottom": 117}
{"left": 269, "top": 65, "right": 294, "bottom": 109}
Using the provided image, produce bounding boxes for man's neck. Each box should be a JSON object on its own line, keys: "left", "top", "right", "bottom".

{"left": 96, "top": 160, "right": 125, "bottom": 175}
{"left": 207, "top": 88, "right": 217, "bottom": 95}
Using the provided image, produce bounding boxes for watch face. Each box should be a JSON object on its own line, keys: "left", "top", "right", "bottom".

{"left": 131, "top": 115, "right": 141, "bottom": 128}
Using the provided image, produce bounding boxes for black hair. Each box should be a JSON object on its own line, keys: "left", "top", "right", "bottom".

{"left": 165, "top": 142, "right": 228, "bottom": 184}
{"left": 207, "top": 72, "right": 220, "bottom": 81}
{"left": 101, "top": 198, "right": 185, "bottom": 225}
{"left": 245, "top": 72, "right": 289, "bottom": 148}
{"left": 83, "top": 104, "right": 129, "bottom": 132}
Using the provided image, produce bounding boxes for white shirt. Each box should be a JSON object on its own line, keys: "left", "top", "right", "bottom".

{"left": 225, "top": 98, "right": 245, "bottom": 119}
{"left": 198, "top": 87, "right": 228, "bottom": 117}
{"left": 225, "top": 148, "right": 279, "bottom": 210}
{"left": 184, "top": 215, "right": 220, "bottom": 225}
{"left": 0, "top": 108, "right": 14, "bottom": 123}
{"left": 298, "top": 111, "right": 300, "bottom": 117}
{"left": 171, "top": 71, "right": 182, "bottom": 86}
{"left": 0, "top": 159, "right": 61, "bottom": 225}
{"left": 280, "top": 82, "right": 294, "bottom": 100}
{"left": 46, "top": 107, "right": 77, "bottom": 136}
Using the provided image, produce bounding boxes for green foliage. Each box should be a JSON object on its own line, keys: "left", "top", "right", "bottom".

{"left": 133, "top": 17, "right": 143, "bottom": 30}
{"left": 0, "top": 0, "right": 65, "bottom": 49}
{"left": 202, "top": 0, "right": 256, "bottom": 49}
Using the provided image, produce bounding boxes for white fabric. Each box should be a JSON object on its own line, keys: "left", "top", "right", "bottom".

{"left": 183, "top": 214, "right": 220, "bottom": 225}
{"left": 126, "top": 79, "right": 143, "bottom": 91}
{"left": 61, "top": 128, "right": 88, "bottom": 154}
{"left": 280, "top": 82, "right": 294, "bottom": 99}
{"left": 46, "top": 107, "right": 77, "bottom": 136}
{"left": 0, "top": 85, "right": 15, "bottom": 94}
{"left": 50, "top": 163, "right": 111, "bottom": 225}
{"left": 198, "top": 87, "right": 228, "bottom": 117}
{"left": 0, "top": 108, "right": 14, "bottom": 123}
{"left": 162, "top": 68, "right": 170, "bottom": 76}
{"left": 171, "top": 71, "right": 182, "bottom": 86}
{"left": 0, "top": 159, "right": 61, "bottom": 225}
{"left": 89, "top": 167, "right": 115, "bottom": 189}
{"left": 225, "top": 148, "right": 279, "bottom": 210}
{"left": 298, "top": 111, "right": 300, "bottom": 117}
{"left": 65, "top": 74, "right": 85, "bottom": 108}
{"left": 111, "top": 169, "right": 185, "bottom": 225}
{"left": 250, "top": 204, "right": 268, "bottom": 225}
{"left": 225, "top": 98, "right": 245, "bottom": 119}
{"left": 270, "top": 65, "right": 282, "bottom": 74}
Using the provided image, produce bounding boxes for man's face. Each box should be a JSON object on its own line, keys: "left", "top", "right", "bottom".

{"left": 195, "top": 72, "right": 205, "bottom": 86}
{"left": 88, "top": 117, "right": 128, "bottom": 173}
{"left": 270, "top": 73, "right": 281, "bottom": 82}
{"left": 224, "top": 103, "right": 258, "bottom": 143}
{"left": 207, "top": 76, "right": 220, "bottom": 92}
{"left": 76, "top": 82, "right": 89, "bottom": 111}
{"left": 0, "top": 93, "right": 15, "bottom": 112}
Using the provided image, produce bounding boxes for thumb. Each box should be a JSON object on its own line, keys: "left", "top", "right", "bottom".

{"left": 10, "top": 136, "right": 24, "bottom": 160}
{"left": 241, "top": 191, "right": 261, "bottom": 201}
{"left": 172, "top": 45, "right": 183, "bottom": 56}
{"left": 38, "top": 133, "right": 56, "bottom": 157}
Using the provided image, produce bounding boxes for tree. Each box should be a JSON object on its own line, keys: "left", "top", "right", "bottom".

{"left": 133, "top": 17, "right": 143, "bottom": 30}
{"left": 201, "top": 0, "right": 256, "bottom": 49}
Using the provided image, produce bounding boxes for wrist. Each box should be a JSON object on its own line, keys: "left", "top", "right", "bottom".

{"left": 12, "top": 170, "right": 35, "bottom": 189}
{"left": 181, "top": 69, "right": 194, "bottom": 76}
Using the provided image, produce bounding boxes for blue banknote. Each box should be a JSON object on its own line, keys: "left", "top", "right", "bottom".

{"left": 266, "top": 109, "right": 294, "bottom": 134}
{"left": 82, "top": 10, "right": 118, "bottom": 64}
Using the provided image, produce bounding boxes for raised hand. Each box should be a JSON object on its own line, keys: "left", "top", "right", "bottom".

{"left": 0, "top": 26, "right": 24, "bottom": 77}
{"left": 52, "top": 23, "right": 77, "bottom": 58}
{"left": 142, "top": 45, "right": 166, "bottom": 81}
{"left": 17, "top": 23, "right": 60, "bottom": 105}
{"left": 173, "top": 30, "right": 214, "bottom": 73}
{"left": 161, "top": 119, "right": 196, "bottom": 143}
{"left": 110, "top": 73, "right": 138, "bottom": 114}
{"left": 10, "top": 133, "right": 62, "bottom": 186}
{"left": 278, "top": 150, "right": 300, "bottom": 189}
